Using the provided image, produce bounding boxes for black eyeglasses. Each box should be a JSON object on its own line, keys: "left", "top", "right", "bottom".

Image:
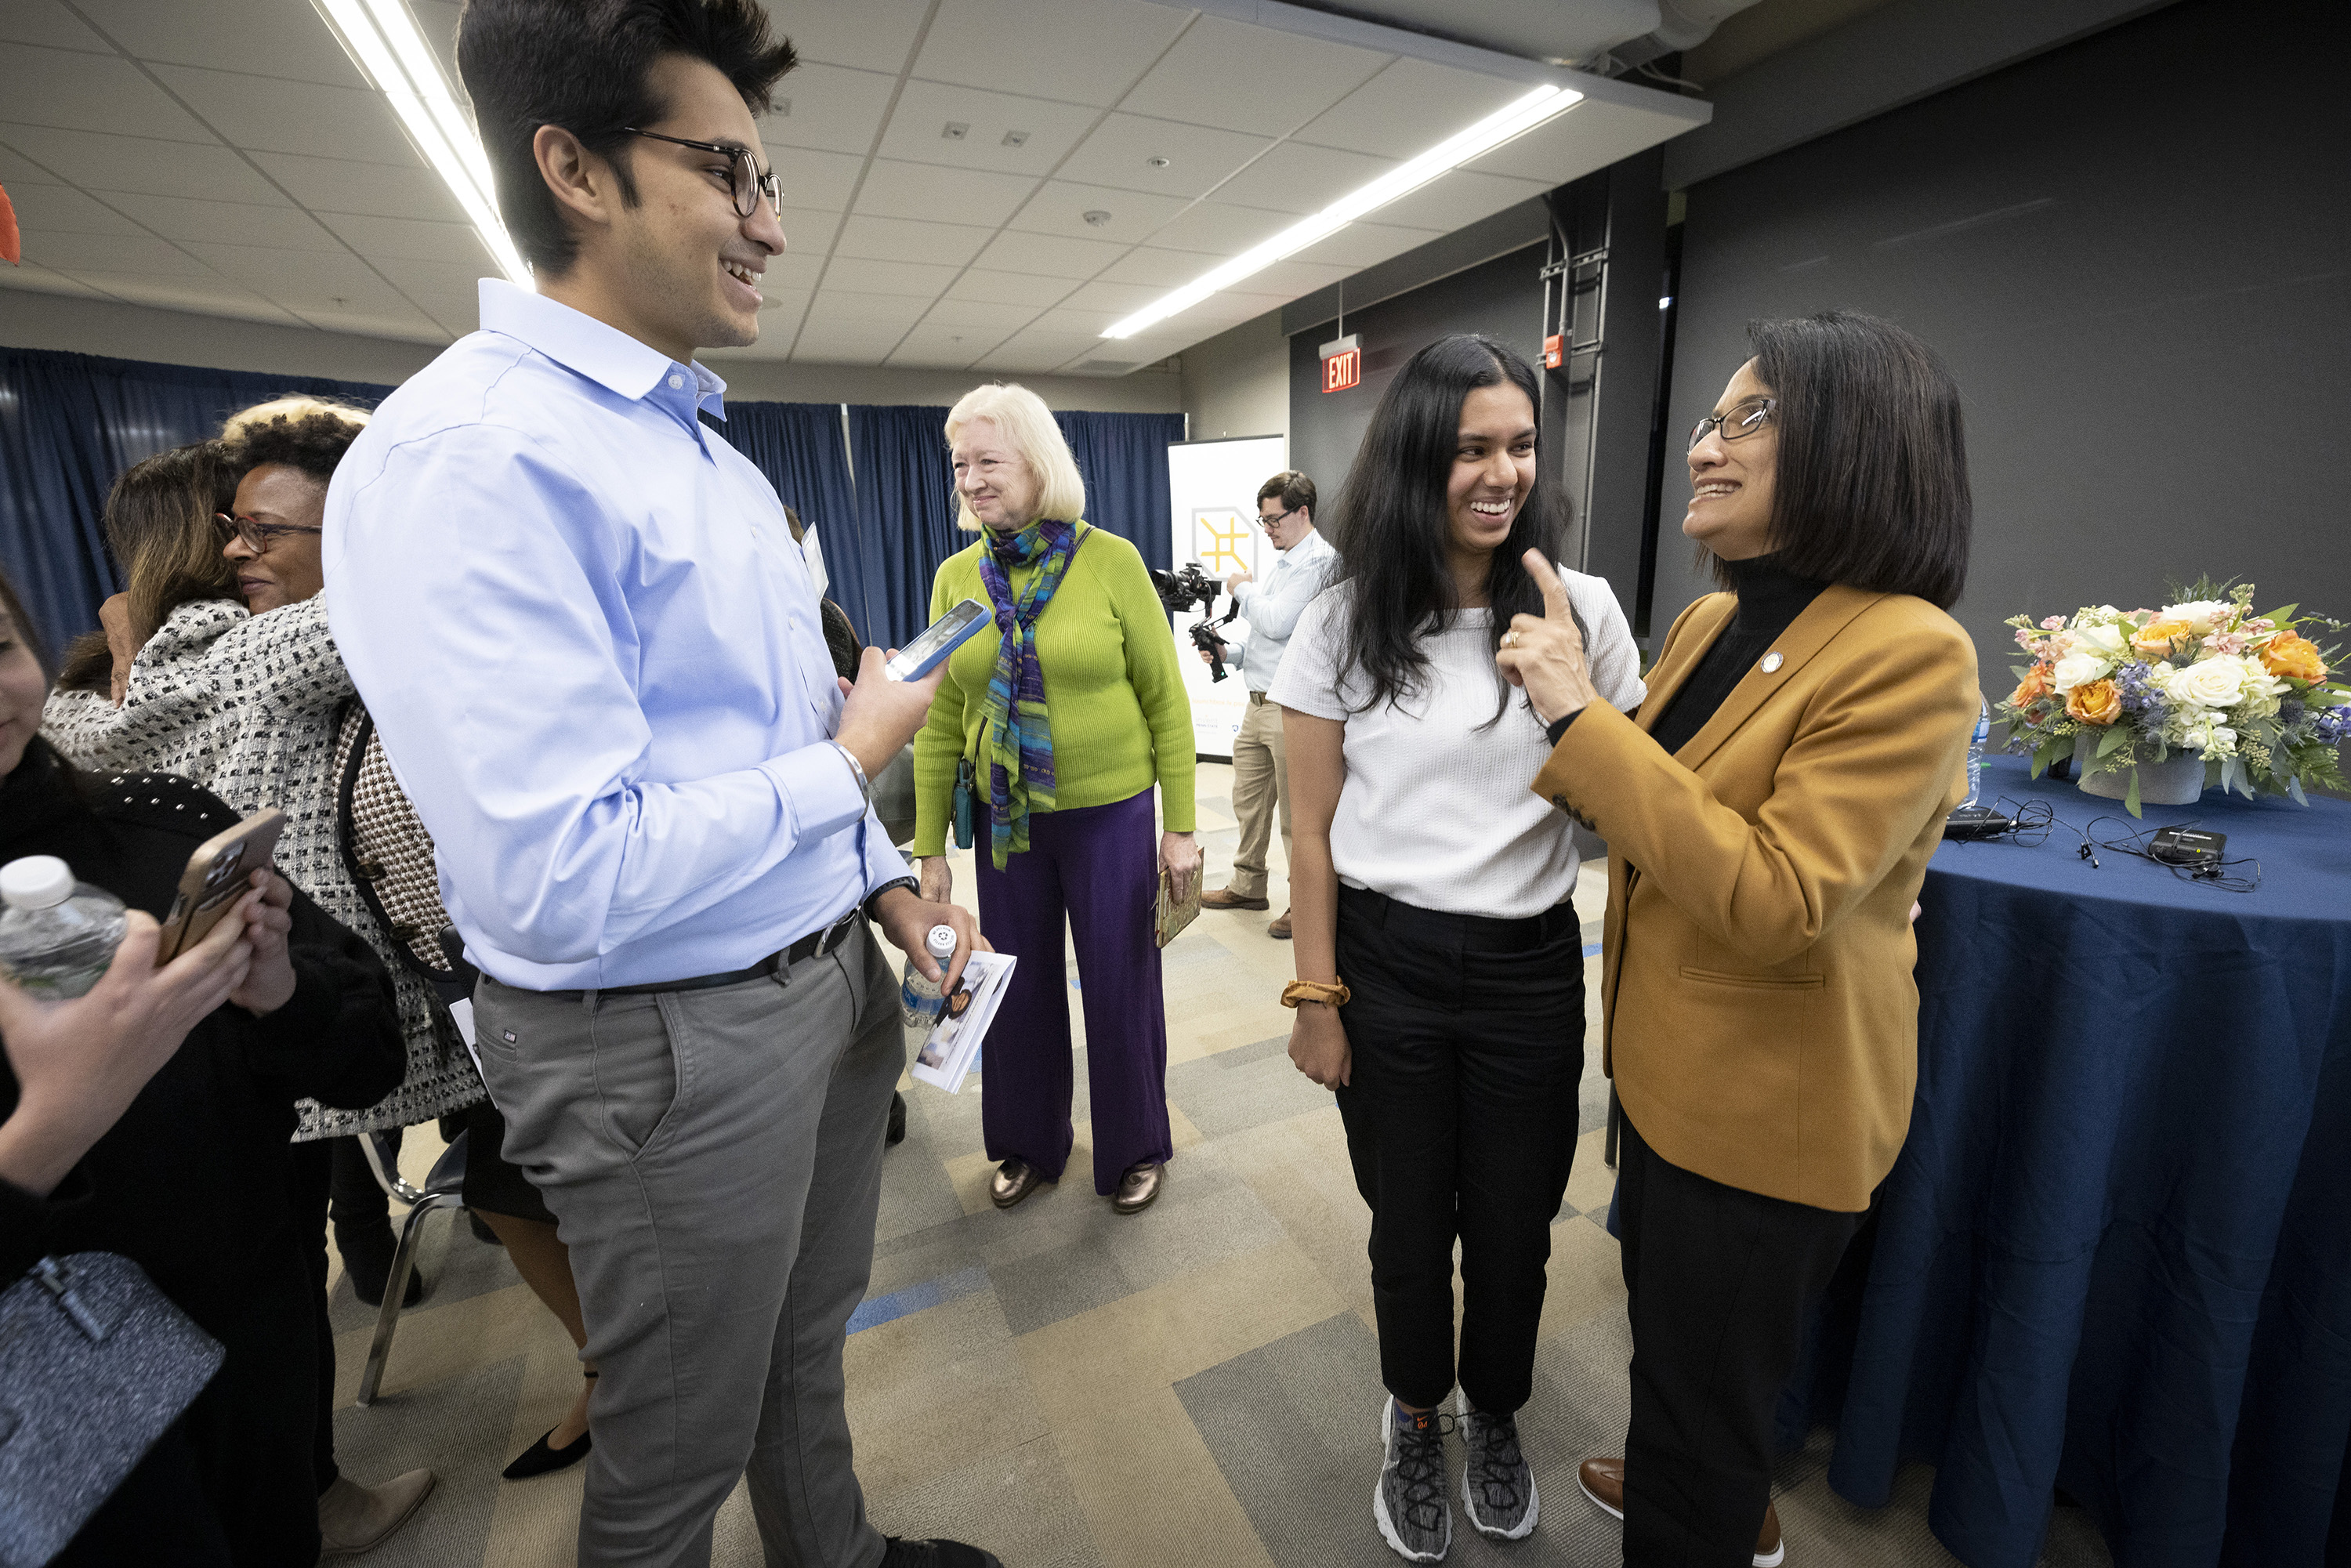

{"left": 624, "top": 129, "right": 782, "bottom": 219}
{"left": 1689, "top": 396, "right": 1776, "bottom": 451}
{"left": 1257, "top": 506, "right": 1299, "bottom": 528}
{"left": 216, "top": 513, "right": 322, "bottom": 555}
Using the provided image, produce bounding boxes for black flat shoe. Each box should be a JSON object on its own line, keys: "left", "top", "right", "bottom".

{"left": 338, "top": 1226, "right": 424, "bottom": 1309}
{"left": 886, "top": 1091, "right": 907, "bottom": 1147}
{"left": 502, "top": 1425, "right": 592, "bottom": 1480}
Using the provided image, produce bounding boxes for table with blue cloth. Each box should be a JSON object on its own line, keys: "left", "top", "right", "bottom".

{"left": 1787, "top": 751, "right": 2351, "bottom": 1566}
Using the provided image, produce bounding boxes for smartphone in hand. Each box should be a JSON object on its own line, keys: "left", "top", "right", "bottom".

{"left": 156, "top": 808, "right": 285, "bottom": 961}
{"left": 885, "top": 599, "right": 991, "bottom": 681}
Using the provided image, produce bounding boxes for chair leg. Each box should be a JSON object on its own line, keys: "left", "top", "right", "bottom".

{"left": 354, "top": 1195, "right": 447, "bottom": 1407}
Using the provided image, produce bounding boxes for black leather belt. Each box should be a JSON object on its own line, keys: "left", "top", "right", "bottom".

{"left": 597, "top": 910, "right": 860, "bottom": 997}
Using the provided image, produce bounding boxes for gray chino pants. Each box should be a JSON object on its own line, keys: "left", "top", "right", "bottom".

{"left": 473, "top": 921, "right": 900, "bottom": 1568}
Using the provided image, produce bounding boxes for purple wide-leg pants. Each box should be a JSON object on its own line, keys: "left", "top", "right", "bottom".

{"left": 973, "top": 789, "right": 1174, "bottom": 1195}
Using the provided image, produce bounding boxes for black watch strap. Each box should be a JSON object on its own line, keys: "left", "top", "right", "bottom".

{"left": 862, "top": 875, "right": 918, "bottom": 920}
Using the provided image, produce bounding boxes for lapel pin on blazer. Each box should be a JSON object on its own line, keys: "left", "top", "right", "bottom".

{"left": 1759, "top": 651, "right": 1784, "bottom": 673}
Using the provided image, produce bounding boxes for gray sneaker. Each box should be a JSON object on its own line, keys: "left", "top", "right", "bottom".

{"left": 1456, "top": 1395, "right": 1538, "bottom": 1540}
{"left": 1373, "top": 1399, "right": 1452, "bottom": 1562}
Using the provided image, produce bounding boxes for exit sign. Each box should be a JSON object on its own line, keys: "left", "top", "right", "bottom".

{"left": 1319, "top": 332, "right": 1361, "bottom": 393}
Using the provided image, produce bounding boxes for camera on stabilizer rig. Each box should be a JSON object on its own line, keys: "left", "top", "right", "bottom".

{"left": 1150, "top": 562, "right": 1241, "bottom": 683}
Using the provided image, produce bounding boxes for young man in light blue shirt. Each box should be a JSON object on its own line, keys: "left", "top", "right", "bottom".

{"left": 1199, "top": 471, "right": 1337, "bottom": 938}
{"left": 321, "top": 4, "right": 996, "bottom": 1566}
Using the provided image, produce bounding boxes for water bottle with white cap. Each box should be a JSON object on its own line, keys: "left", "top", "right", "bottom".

{"left": 1962, "top": 694, "right": 1991, "bottom": 808}
{"left": 899, "top": 925, "right": 958, "bottom": 1027}
{"left": 0, "top": 856, "right": 129, "bottom": 1001}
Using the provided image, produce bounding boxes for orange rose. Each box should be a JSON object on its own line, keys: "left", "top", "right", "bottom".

{"left": 2131, "top": 618, "right": 2194, "bottom": 658}
{"left": 2066, "top": 678, "right": 2122, "bottom": 726}
{"left": 2261, "top": 630, "right": 2327, "bottom": 682}
{"left": 2010, "top": 663, "right": 2053, "bottom": 707}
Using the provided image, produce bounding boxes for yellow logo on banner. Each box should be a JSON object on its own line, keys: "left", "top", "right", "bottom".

{"left": 1192, "top": 508, "right": 1252, "bottom": 575}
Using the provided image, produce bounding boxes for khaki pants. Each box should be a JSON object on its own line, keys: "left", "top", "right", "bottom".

{"left": 1228, "top": 690, "right": 1291, "bottom": 902}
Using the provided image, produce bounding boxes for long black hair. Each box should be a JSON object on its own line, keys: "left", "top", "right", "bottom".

{"left": 1323, "top": 334, "right": 1573, "bottom": 719}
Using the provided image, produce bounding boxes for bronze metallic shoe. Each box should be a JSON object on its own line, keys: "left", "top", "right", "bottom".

{"left": 1112, "top": 1161, "right": 1164, "bottom": 1214}
{"left": 989, "top": 1157, "right": 1052, "bottom": 1209}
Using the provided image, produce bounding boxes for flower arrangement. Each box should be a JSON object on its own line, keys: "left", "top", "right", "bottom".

{"left": 2000, "top": 577, "right": 2350, "bottom": 814}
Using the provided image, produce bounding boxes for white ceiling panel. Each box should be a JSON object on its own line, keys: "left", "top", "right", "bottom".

{"left": 753, "top": 288, "right": 814, "bottom": 324}
{"left": 4, "top": 185, "right": 147, "bottom": 238}
{"left": 0, "top": 143, "right": 64, "bottom": 186}
{"left": 1025, "top": 304, "right": 1130, "bottom": 337}
{"left": 1288, "top": 219, "right": 1449, "bottom": 270}
{"left": 71, "top": 0, "right": 371, "bottom": 87}
{"left": 0, "top": 127, "right": 287, "bottom": 205}
{"left": 763, "top": 252, "right": 829, "bottom": 292}
{"left": 123, "top": 194, "right": 346, "bottom": 251}
{"left": 824, "top": 258, "right": 966, "bottom": 296}
{"left": 1147, "top": 201, "right": 1295, "bottom": 257}
{"left": 759, "top": 63, "right": 899, "bottom": 158}
{"left": 248, "top": 152, "right": 470, "bottom": 224}
{"left": 1462, "top": 97, "right": 1697, "bottom": 183}
{"left": 366, "top": 254, "right": 497, "bottom": 304}
{"left": 921, "top": 296, "right": 1049, "bottom": 331}
{"left": 179, "top": 243, "right": 416, "bottom": 313}
{"left": 983, "top": 331, "right": 1110, "bottom": 373}
{"left": 792, "top": 320, "right": 914, "bottom": 363}
{"left": 53, "top": 270, "right": 290, "bottom": 320}
{"left": 852, "top": 159, "right": 1038, "bottom": 228}
{"left": 1240, "top": 256, "right": 1357, "bottom": 296}
{"left": 1116, "top": 15, "right": 1391, "bottom": 139}
{"left": 1212, "top": 141, "right": 1399, "bottom": 217}
{"left": 775, "top": 208, "right": 842, "bottom": 256}
{"left": 1293, "top": 58, "right": 1543, "bottom": 160}
{"left": 944, "top": 269, "right": 1081, "bottom": 308}
{"left": 0, "top": 48, "right": 216, "bottom": 143}
{"left": 1, "top": 2, "right": 110, "bottom": 53}
{"left": 288, "top": 303, "right": 444, "bottom": 340}
{"left": 1005, "top": 180, "right": 1187, "bottom": 245}
{"left": 148, "top": 66, "right": 413, "bottom": 167}
{"left": 1093, "top": 246, "right": 1219, "bottom": 288}
{"left": 1054, "top": 114, "right": 1273, "bottom": 200}
{"left": 311, "top": 212, "right": 494, "bottom": 265}
{"left": 0, "top": 262, "right": 109, "bottom": 298}
{"left": 911, "top": 0, "right": 1190, "bottom": 107}
{"left": 807, "top": 290, "right": 929, "bottom": 330}
{"left": 772, "top": 147, "right": 864, "bottom": 212}
{"left": 970, "top": 229, "right": 1124, "bottom": 281}
{"left": 886, "top": 326, "right": 996, "bottom": 368}
{"left": 1371, "top": 170, "right": 1555, "bottom": 235}
{"left": 872, "top": 81, "right": 1100, "bottom": 177}
{"left": 831, "top": 215, "right": 995, "bottom": 266}
{"left": 1053, "top": 277, "right": 1173, "bottom": 316}
{"left": 777, "top": 0, "right": 934, "bottom": 74}
{"left": 29, "top": 231, "right": 212, "bottom": 276}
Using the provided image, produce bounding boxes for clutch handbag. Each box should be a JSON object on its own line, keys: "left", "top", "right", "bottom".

{"left": 1154, "top": 865, "right": 1202, "bottom": 949}
{"left": 0, "top": 1253, "right": 223, "bottom": 1568}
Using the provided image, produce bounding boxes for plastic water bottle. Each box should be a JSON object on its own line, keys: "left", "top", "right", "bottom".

{"left": 899, "top": 925, "right": 958, "bottom": 1027}
{"left": 0, "top": 856, "right": 129, "bottom": 1001}
{"left": 1962, "top": 694, "right": 1991, "bottom": 808}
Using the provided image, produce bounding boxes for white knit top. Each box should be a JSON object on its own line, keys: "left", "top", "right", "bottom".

{"left": 1269, "top": 568, "right": 1646, "bottom": 919}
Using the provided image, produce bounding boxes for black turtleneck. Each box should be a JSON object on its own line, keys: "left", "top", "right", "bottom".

{"left": 1642, "top": 555, "right": 1829, "bottom": 758}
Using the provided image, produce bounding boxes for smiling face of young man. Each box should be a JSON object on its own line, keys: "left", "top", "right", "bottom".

{"left": 536, "top": 53, "right": 788, "bottom": 364}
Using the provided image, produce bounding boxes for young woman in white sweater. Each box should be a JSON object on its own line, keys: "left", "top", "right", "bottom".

{"left": 1271, "top": 335, "right": 1645, "bottom": 1563}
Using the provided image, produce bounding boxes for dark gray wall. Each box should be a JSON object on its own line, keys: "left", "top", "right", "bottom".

{"left": 1656, "top": 0, "right": 2351, "bottom": 709}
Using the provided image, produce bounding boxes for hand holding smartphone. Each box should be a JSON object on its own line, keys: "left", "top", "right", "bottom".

{"left": 156, "top": 809, "right": 286, "bottom": 961}
{"left": 885, "top": 599, "right": 991, "bottom": 681}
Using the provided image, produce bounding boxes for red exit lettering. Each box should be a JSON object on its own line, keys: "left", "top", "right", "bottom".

{"left": 1322, "top": 348, "right": 1360, "bottom": 393}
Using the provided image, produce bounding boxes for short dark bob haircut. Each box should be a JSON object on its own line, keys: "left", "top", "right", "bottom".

{"left": 458, "top": 0, "right": 797, "bottom": 277}
{"left": 1725, "top": 310, "right": 1971, "bottom": 609}
{"left": 1323, "top": 333, "right": 1575, "bottom": 721}
{"left": 1256, "top": 470, "right": 1317, "bottom": 516}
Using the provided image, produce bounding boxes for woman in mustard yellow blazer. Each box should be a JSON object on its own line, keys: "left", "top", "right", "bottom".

{"left": 1497, "top": 311, "right": 1980, "bottom": 1568}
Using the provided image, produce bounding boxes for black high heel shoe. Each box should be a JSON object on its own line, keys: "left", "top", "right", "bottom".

{"left": 503, "top": 1372, "right": 595, "bottom": 1480}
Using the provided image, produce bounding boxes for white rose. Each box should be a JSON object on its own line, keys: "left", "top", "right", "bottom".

{"left": 2052, "top": 650, "right": 2114, "bottom": 693}
{"left": 2161, "top": 599, "right": 2234, "bottom": 632}
{"left": 2154, "top": 657, "right": 2248, "bottom": 709}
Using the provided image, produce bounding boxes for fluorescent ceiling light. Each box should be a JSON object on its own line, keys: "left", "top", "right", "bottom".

{"left": 1102, "top": 83, "right": 1582, "bottom": 341}
{"left": 313, "top": 0, "right": 531, "bottom": 286}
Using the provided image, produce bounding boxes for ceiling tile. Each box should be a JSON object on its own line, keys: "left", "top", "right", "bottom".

{"left": 1212, "top": 141, "right": 1397, "bottom": 217}
{"left": 27, "top": 230, "right": 212, "bottom": 276}
{"left": 148, "top": 64, "right": 414, "bottom": 167}
{"left": 807, "top": 291, "right": 929, "bottom": 331}
{"left": 0, "top": 264, "right": 110, "bottom": 299}
{"left": 853, "top": 159, "right": 1037, "bottom": 228}
{"left": 50, "top": 270, "right": 292, "bottom": 320}
{"left": 1005, "top": 180, "right": 1186, "bottom": 245}
{"left": 1054, "top": 277, "right": 1173, "bottom": 316}
{"left": 977, "top": 330, "right": 1101, "bottom": 374}
{"left": 763, "top": 252, "right": 828, "bottom": 292}
{"left": 1179, "top": 290, "right": 1288, "bottom": 328}
{"left": 752, "top": 288, "right": 813, "bottom": 324}
{"left": 759, "top": 63, "right": 898, "bottom": 158}
{"left": 411, "top": 292, "right": 484, "bottom": 339}
{"left": 971, "top": 230, "right": 1125, "bottom": 281}
{"left": 944, "top": 269, "right": 1078, "bottom": 308}
{"left": 285, "top": 303, "right": 446, "bottom": 341}
{"left": 1117, "top": 15, "right": 1391, "bottom": 138}
{"left": 177, "top": 242, "right": 416, "bottom": 316}
{"left": 114, "top": 192, "right": 346, "bottom": 251}
{"left": 774, "top": 207, "right": 842, "bottom": 256}
{"left": 0, "top": 143, "right": 65, "bottom": 186}
{"left": 0, "top": 126, "right": 286, "bottom": 204}
{"left": 913, "top": 0, "right": 1189, "bottom": 108}
{"left": 831, "top": 215, "right": 994, "bottom": 267}
{"left": 0, "top": 45, "right": 218, "bottom": 142}
{"left": 780, "top": 0, "right": 932, "bottom": 74}
{"left": 73, "top": 0, "right": 371, "bottom": 87}
{"left": 1239, "top": 256, "right": 1357, "bottom": 296}
{"left": 792, "top": 321, "right": 907, "bottom": 364}
{"left": 1462, "top": 99, "right": 1683, "bottom": 185}
{"left": 4, "top": 185, "right": 147, "bottom": 238}
{"left": 1288, "top": 219, "right": 1444, "bottom": 270}
{"left": 1094, "top": 246, "right": 1215, "bottom": 288}
{"left": 921, "top": 296, "right": 1045, "bottom": 332}
{"left": 411, "top": 1, "right": 461, "bottom": 85}
{"left": 1, "top": 2, "right": 111, "bottom": 53}
{"left": 365, "top": 253, "right": 497, "bottom": 305}
{"left": 311, "top": 212, "right": 493, "bottom": 265}
{"left": 873, "top": 81, "right": 1100, "bottom": 178}
{"left": 886, "top": 327, "right": 994, "bottom": 369}
{"left": 1025, "top": 304, "right": 1125, "bottom": 337}
{"left": 823, "top": 258, "right": 962, "bottom": 297}
{"left": 1291, "top": 59, "right": 1541, "bottom": 161}
{"left": 773, "top": 147, "right": 863, "bottom": 212}
{"left": 248, "top": 151, "right": 469, "bottom": 223}
{"left": 1147, "top": 201, "right": 1294, "bottom": 257}
{"left": 1054, "top": 114, "right": 1273, "bottom": 201}
{"left": 1370, "top": 170, "right": 1552, "bottom": 236}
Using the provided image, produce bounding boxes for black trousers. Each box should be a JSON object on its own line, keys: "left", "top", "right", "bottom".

{"left": 1617, "top": 1114, "right": 1867, "bottom": 1567}
{"left": 1332, "top": 884, "right": 1585, "bottom": 1414}
{"left": 288, "top": 1130, "right": 400, "bottom": 1495}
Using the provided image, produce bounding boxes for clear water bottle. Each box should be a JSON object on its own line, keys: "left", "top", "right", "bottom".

{"left": 899, "top": 925, "right": 958, "bottom": 1027}
{"left": 0, "top": 856, "right": 129, "bottom": 1001}
{"left": 1962, "top": 694, "right": 1991, "bottom": 808}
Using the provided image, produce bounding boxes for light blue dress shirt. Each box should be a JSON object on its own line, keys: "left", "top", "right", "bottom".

{"left": 1230, "top": 529, "right": 1339, "bottom": 693}
{"left": 322, "top": 281, "right": 903, "bottom": 990}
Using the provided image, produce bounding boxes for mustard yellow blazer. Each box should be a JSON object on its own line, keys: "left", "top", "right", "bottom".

{"left": 1532, "top": 584, "right": 1979, "bottom": 1211}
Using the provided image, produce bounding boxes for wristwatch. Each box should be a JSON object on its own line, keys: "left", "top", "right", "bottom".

{"left": 862, "top": 875, "right": 918, "bottom": 921}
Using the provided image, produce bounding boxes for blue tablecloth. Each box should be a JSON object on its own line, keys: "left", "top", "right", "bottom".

{"left": 1801, "top": 753, "right": 2351, "bottom": 1566}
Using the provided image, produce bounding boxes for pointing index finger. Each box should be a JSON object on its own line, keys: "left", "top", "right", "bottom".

{"left": 1522, "top": 549, "right": 1571, "bottom": 620}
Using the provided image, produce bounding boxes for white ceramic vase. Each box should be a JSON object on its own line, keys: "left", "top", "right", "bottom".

{"left": 2074, "top": 732, "right": 2207, "bottom": 806}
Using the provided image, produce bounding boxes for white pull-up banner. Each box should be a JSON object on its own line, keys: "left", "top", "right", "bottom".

{"left": 1165, "top": 435, "right": 1287, "bottom": 761}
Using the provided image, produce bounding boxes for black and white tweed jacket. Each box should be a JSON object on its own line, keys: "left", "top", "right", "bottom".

{"left": 42, "top": 597, "right": 484, "bottom": 1139}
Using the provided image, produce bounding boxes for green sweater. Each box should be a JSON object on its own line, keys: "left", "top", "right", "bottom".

{"left": 911, "top": 526, "right": 1196, "bottom": 857}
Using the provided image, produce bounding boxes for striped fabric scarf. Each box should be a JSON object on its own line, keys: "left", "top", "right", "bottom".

{"left": 976, "top": 518, "right": 1086, "bottom": 868}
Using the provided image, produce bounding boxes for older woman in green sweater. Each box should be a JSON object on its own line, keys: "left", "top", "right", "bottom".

{"left": 912, "top": 383, "right": 1198, "bottom": 1215}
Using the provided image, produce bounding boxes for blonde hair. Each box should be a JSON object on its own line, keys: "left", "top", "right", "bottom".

{"left": 219, "top": 393, "right": 373, "bottom": 441}
{"left": 944, "top": 382, "right": 1085, "bottom": 532}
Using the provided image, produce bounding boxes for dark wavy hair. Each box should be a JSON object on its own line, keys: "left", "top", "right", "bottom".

{"left": 56, "top": 442, "right": 242, "bottom": 693}
{"left": 459, "top": 0, "right": 799, "bottom": 277}
{"left": 1322, "top": 334, "right": 1573, "bottom": 721}
{"left": 221, "top": 408, "right": 366, "bottom": 487}
{"left": 1726, "top": 310, "right": 1972, "bottom": 608}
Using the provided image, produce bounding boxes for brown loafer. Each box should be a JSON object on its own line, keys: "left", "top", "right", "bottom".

{"left": 989, "top": 1157, "right": 1052, "bottom": 1209}
{"left": 1111, "top": 1161, "right": 1164, "bottom": 1214}
{"left": 1268, "top": 908, "right": 1292, "bottom": 940}
{"left": 1199, "top": 887, "right": 1270, "bottom": 911}
{"left": 1578, "top": 1457, "right": 1782, "bottom": 1566}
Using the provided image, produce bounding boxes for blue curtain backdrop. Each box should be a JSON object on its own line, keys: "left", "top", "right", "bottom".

{"left": 846, "top": 405, "right": 962, "bottom": 651}
{"left": 712, "top": 400, "right": 872, "bottom": 640}
{"left": 1056, "top": 409, "right": 1182, "bottom": 574}
{"left": 0, "top": 346, "right": 390, "bottom": 650}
